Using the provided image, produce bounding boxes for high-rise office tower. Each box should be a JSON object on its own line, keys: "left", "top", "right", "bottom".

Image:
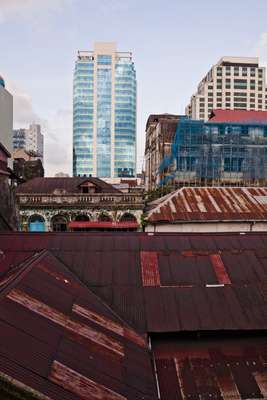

{"left": 186, "top": 57, "right": 267, "bottom": 120}
{"left": 13, "top": 123, "right": 44, "bottom": 162}
{"left": 73, "top": 42, "right": 137, "bottom": 179}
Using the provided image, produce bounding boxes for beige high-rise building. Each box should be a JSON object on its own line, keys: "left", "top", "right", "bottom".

{"left": 186, "top": 57, "right": 267, "bottom": 120}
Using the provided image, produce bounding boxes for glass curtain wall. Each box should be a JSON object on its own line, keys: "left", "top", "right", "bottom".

{"left": 96, "top": 65, "right": 112, "bottom": 177}
{"left": 114, "top": 57, "right": 136, "bottom": 177}
{"left": 73, "top": 58, "right": 94, "bottom": 176}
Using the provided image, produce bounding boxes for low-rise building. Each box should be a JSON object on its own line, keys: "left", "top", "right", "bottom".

{"left": 16, "top": 176, "right": 144, "bottom": 231}
{"left": 13, "top": 123, "right": 44, "bottom": 162}
{"left": 13, "top": 148, "right": 44, "bottom": 182}
{"left": 144, "top": 113, "right": 181, "bottom": 191}
{"left": 146, "top": 186, "right": 267, "bottom": 232}
{"left": 160, "top": 110, "right": 267, "bottom": 187}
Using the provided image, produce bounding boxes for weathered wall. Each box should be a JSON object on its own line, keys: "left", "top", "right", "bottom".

{"left": 145, "top": 221, "right": 267, "bottom": 233}
{"left": 0, "top": 179, "right": 18, "bottom": 230}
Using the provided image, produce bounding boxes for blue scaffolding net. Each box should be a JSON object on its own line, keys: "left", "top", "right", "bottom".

{"left": 159, "top": 118, "right": 267, "bottom": 187}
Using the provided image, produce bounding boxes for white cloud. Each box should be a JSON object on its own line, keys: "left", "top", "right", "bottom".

{"left": 43, "top": 108, "right": 72, "bottom": 177}
{"left": 7, "top": 80, "right": 39, "bottom": 127}
{"left": 0, "top": 0, "right": 67, "bottom": 23}
{"left": 5, "top": 78, "right": 72, "bottom": 176}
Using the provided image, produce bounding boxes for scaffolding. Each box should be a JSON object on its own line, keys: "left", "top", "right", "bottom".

{"left": 159, "top": 118, "right": 267, "bottom": 187}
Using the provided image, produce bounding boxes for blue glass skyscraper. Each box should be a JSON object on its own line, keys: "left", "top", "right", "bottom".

{"left": 73, "top": 42, "right": 136, "bottom": 178}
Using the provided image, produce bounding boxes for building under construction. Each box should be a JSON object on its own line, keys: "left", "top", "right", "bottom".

{"left": 159, "top": 109, "right": 267, "bottom": 187}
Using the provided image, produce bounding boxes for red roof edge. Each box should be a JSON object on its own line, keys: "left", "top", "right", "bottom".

{"left": 208, "top": 109, "right": 267, "bottom": 123}
{"left": 68, "top": 221, "right": 139, "bottom": 229}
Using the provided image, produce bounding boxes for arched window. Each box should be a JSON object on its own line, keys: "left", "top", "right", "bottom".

{"left": 98, "top": 213, "right": 112, "bottom": 222}
{"left": 28, "top": 215, "right": 45, "bottom": 232}
{"left": 51, "top": 215, "right": 68, "bottom": 232}
{"left": 75, "top": 214, "right": 90, "bottom": 222}
{"left": 120, "top": 213, "right": 137, "bottom": 222}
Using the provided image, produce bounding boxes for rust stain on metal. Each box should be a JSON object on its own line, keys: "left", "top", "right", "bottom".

{"left": 253, "top": 372, "right": 267, "bottom": 397}
{"left": 180, "top": 250, "right": 195, "bottom": 257}
{"left": 174, "top": 358, "right": 186, "bottom": 400}
{"left": 38, "top": 262, "right": 79, "bottom": 288}
{"left": 73, "top": 304, "right": 124, "bottom": 335}
{"left": 215, "top": 367, "right": 241, "bottom": 400}
{"left": 7, "top": 289, "right": 124, "bottom": 357}
{"left": 73, "top": 303, "right": 147, "bottom": 347}
{"left": 210, "top": 254, "right": 231, "bottom": 285}
{"left": 148, "top": 186, "right": 267, "bottom": 223}
{"left": 140, "top": 251, "right": 160, "bottom": 287}
{"left": 50, "top": 360, "right": 126, "bottom": 400}
{"left": 123, "top": 327, "right": 146, "bottom": 348}
{"left": 181, "top": 250, "right": 211, "bottom": 257}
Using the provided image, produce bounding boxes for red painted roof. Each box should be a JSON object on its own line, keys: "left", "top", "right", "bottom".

{"left": 209, "top": 109, "right": 267, "bottom": 123}
{"left": 147, "top": 186, "right": 267, "bottom": 223}
{"left": 68, "top": 221, "right": 139, "bottom": 229}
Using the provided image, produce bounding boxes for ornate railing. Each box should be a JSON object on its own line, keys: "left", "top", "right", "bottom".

{"left": 17, "top": 193, "right": 144, "bottom": 207}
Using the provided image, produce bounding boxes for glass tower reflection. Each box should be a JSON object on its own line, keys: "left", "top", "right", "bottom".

{"left": 73, "top": 43, "right": 136, "bottom": 178}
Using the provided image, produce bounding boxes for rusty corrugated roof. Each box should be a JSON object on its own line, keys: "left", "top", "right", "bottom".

{"left": 0, "top": 247, "right": 157, "bottom": 399}
{"left": 153, "top": 334, "right": 267, "bottom": 400}
{"left": 147, "top": 187, "right": 267, "bottom": 223}
{"left": 1, "top": 232, "right": 267, "bottom": 399}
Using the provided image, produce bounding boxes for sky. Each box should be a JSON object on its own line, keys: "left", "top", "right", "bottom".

{"left": 0, "top": 0, "right": 267, "bottom": 176}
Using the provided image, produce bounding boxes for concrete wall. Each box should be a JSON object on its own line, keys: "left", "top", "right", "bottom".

{"left": 146, "top": 221, "right": 267, "bottom": 233}
{"left": 0, "top": 86, "right": 13, "bottom": 166}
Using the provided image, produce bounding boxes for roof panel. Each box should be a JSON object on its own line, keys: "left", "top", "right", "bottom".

{"left": 148, "top": 187, "right": 267, "bottom": 223}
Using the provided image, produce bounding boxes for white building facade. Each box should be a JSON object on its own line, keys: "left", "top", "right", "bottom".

{"left": 186, "top": 57, "right": 267, "bottom": 120}
{"left": 13, "top": 123, "right": 44, "bottom": 162}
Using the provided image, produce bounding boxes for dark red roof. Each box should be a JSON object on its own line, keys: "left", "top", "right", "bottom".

{"left": 16, "top": 177, "right": 121, "bottom": 194}
{"left": 153, "top": 334, "right": 267, "bottom": 399}
{"left": 147, "top": 187, "right": 267, "bottom": 223}
{"left": 209, "top": 109, "right": 267, "bottom": 123}
{"left": 1, "top": 232, "right": 267, "bottom": 399}
{"left": 0, "top": 248, "right": 156, "bottom": 399}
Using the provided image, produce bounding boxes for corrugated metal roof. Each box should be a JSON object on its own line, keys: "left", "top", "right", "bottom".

{"left": 209, "top": 109, "right": 267, "bottom": 123}
{"left": 0, "top": 247, "right": 157, "bottom": 399}
{"left": 1, "top": 232, "right": 267, "bottom": 398}
{"left": 153, "top": 334, "right": 267, "bottom": 400}
{"left": 147, "top": 187, "right": 267, "bottom": 223}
